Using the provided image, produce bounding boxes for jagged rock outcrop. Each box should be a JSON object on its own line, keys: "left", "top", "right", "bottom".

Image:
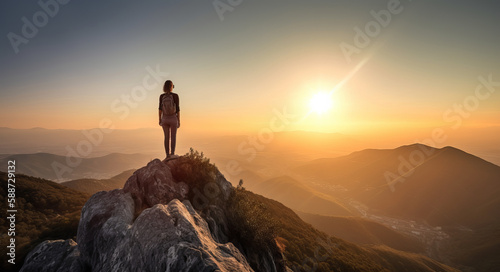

{"left": 20, "top": 239, "right": 82, "bottom": 272}
{"left": 21, "top": 157, "right": 285, "bottom": 272}
{"left": 77, "top": 189, "right": 135, "bottom": 271}
{"left": 123, "top": 159, "right": 188, "bottom": 216}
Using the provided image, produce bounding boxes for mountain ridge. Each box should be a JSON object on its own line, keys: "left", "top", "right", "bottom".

{"left": 61, "top": 169, "right": 136, "bottom": 195}
{"left": 295, "top": 143, "right": 500, "bottom": 226}
{"left": 0, "top": 152, "right": 153, "bottom": 182}
{"left": 253, "top": 175, "right": 354, "bottom": 217}
{"left": 295, "top": 211, "right": 425, "bottom": 254}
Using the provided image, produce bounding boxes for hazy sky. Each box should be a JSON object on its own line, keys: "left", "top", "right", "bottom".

{"left": 1, "top": 0, "right": 499, "bottom": 134}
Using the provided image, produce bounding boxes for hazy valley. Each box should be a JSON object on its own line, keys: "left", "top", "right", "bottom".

{"left": 2, "top": 128, "right": 500, "bottom": 271}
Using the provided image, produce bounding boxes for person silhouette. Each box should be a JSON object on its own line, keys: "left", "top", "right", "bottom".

{"left": 158, "top": 80, "right": 180, "bottom": 159}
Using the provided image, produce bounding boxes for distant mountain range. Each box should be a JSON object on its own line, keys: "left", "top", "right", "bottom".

{"left": 3, "top": 126, "right": 499, "bottom": 165}
{"left": 0, "top": 153, "right": 153, "bottom": 182}
{"left": 0, "top": 127, "right": 164, "bottom": 155}
{"left": 295, "top": 144, "right": 500, "bottom": 228}
{"left": 61, "top": 169, "right": 136, "bottom": 195}
{"left": 293, "top": 144, "right": 500, "bottom": 271}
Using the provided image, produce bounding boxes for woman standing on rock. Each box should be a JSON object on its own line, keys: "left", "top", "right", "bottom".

{"left": 159, "top": 80, "right": 180, "bottom": 159}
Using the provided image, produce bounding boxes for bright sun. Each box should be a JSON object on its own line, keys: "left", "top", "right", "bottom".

{"left": 309, "top": 91, "right": 333, "bottom": 115}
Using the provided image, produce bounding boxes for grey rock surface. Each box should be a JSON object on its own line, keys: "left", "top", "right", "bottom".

{"left": 123, "top": 159, "right": 189, "bottom": 215}
{"left": 202, "top": 205, "right": 230, "bottom": 244}
{"left": 108, "top": 200, "right": 253, "bottom": 272}
{"left": 77, "top": 188, "right": 135, "bottom": 271}
{"left": 20, "top": 239, "right": 83, "bottom": 272}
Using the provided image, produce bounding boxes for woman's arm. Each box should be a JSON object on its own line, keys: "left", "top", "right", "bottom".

{"left": 175, "top": 93, "right": 180, "bottom": 128}
{"left": 158, "top": 110, "right": 162, "bottom": 125}
{"left": 158, "top": 94, "right": 164, "bottom": 125}
{"left": 177, "top": 112, "right": 180, "bottom": 128}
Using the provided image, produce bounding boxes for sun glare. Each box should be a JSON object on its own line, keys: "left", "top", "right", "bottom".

{"left": 309, "top": 91, "right": 333, "bottom": 115}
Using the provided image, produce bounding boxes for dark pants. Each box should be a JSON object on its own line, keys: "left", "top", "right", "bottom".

{"left": 162, "top": 115, "right": 178, "bottom": 156}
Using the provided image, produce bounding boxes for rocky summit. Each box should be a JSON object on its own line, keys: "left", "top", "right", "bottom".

{"left": 20, "top": 157, "right": 286, "bottom": 272}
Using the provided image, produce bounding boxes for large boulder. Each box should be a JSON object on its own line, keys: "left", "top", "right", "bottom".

{"left": 77, "top": 189, "right": 135, "bottom": 271}
{"left": 107, "top": 199, "right": 253, "bottom": 272}
{"left": 123, "top": 159, "right": 189, "bottom": 215}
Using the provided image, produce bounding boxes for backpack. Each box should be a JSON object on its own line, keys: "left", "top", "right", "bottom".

{"left": 161, "top": 93, "right": 176, "bottom": 116}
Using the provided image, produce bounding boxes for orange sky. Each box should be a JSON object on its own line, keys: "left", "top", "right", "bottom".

{"left": 1, "top": 1, "right": 499, "bottom": 137}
